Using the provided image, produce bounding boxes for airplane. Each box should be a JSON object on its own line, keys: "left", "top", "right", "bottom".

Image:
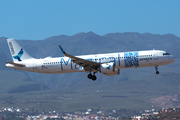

{"left": 5, "top": 38, "right": 176, "bottom": 81}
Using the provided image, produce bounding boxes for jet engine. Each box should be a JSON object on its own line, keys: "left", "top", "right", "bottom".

{"left": 100, "top": 62, "right": 120, "bottom": 76}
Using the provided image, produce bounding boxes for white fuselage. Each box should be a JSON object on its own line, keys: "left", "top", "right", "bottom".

{"left": 6, "top": 50, "right": 175, "bottom": 74}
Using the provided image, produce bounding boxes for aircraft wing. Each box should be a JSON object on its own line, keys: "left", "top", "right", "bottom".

{"left": 59, "top": 46, "right": 100, "bottom": 71}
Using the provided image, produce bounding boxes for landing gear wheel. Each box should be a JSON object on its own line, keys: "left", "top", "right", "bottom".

{"left": 87, "top": 74, "right": 93, "bottom": 79}
{"left": 155, "top": 66, "right": 159, "bottom": 75}
{"left": 156, "top": 71, "right": 159, "bottom": 74}
{"left": 91, "top": 75, "right": 97, "bottom": 81}
{"left": 87, "top": 72, "right": 97, "bottom": 81}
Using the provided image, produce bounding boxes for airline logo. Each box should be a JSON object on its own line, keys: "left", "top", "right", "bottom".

{"left": 13, "top": 49, "right": 23, "bottom": 61}
{"left": 107, "top": 65, "right": 111, "bottom": 70}
{"left": 139, "top": 57, "right": 153, "bottom": 61}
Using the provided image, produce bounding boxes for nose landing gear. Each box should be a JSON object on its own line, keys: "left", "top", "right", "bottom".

{"left": 87, "top": 72, "right": 97, "bottom": 81}
{"left": 155, "top": 66, "right": 159, "bottom": 74}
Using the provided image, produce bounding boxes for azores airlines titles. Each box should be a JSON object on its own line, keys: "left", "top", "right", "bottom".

{"left": 5, "top": 39, "right": 176, "bottom": 81}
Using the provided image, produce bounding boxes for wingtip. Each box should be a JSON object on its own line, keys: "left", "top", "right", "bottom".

{"left": 59, "top": 45, "right": 66, "bottom": 54}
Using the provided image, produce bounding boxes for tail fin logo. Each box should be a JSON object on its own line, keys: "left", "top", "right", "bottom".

{"left": 13, "top": 49, "right": 23, "bottom": 61}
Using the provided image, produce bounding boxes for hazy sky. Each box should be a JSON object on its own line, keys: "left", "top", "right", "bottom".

{"left": 0, "top": 0, "right": 179, "bottom": 40}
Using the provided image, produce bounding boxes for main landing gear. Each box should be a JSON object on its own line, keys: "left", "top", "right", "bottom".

{"left": 155, "top": 66, "right": 159, "bottom": 74}
{"left": 87, "top": 72, "right": 97, "bottom": 81}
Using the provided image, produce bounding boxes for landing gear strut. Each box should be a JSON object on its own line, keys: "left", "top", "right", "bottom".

{"left": 87, "top": 72, "right": 97, "bottom": 81}
{"left": 155, "top": 66, "right": 159, "bottom": 74}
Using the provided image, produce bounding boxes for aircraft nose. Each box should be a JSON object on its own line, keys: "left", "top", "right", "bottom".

{"left": 170, "top": 56, "right": 176, "bottom": 63}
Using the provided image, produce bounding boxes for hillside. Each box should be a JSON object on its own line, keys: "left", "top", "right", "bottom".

{"left": 0, "top": 32, "right": 179, "bottom": 111}
{"left": 0, "top": 72, "right": 180, "bottom": 112}
{"left": 151, "top": 94, "right": 180, "bottom": 108}
{"left": 0, "top": 48, "right": 49, "bottom": 93}
{"left": 0, "top": 70, "right": 49, "bottom": 94}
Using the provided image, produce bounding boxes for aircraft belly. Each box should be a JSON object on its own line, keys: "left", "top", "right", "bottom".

{"left": 154, "top": 57, "right": 171, "bottom": 66}
{"left": 61, "top": 64, "right": 72, "bottom": 71}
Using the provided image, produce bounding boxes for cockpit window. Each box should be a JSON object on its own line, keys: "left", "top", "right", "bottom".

{"left": 163, "top": 53, "right": 170, "bottom": 55}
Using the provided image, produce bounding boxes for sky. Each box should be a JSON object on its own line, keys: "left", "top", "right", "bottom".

{"left": 0, "top": 0, "right": 180, "bottom": 40}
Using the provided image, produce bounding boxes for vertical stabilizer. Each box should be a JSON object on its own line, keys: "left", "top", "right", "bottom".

{"left": 7, "top": 38, "right": 34, "bottom": 62}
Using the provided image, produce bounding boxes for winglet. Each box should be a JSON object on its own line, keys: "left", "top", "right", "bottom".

{"left": 59, "top": 45, "right": 66, "bottom": 55}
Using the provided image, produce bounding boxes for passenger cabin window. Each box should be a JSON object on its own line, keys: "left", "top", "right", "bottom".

{"left": 163, "top": 53, "right": 170, "bottom": 55}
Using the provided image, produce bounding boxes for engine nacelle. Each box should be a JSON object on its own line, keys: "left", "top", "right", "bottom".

{"left": 106, "top": 69, "right": 120, "bottom": 76}
{"left": 100, "top": 63, "right": 120, "bottom": 76}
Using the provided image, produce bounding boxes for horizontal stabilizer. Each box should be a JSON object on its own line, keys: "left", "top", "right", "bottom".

{"left": 6, "top": 62, "right": 25, "bottom": 67}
